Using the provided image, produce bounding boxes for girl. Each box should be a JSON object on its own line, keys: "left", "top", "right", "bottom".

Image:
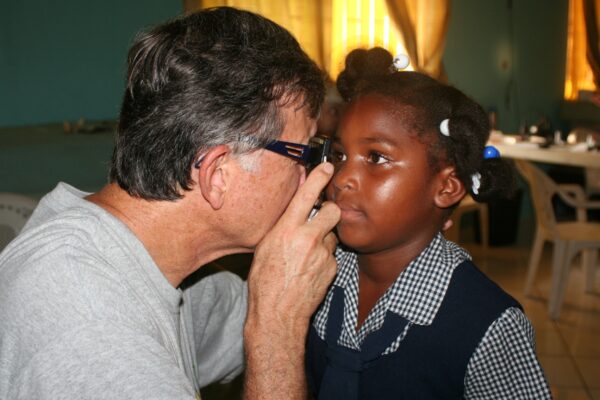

{"left": 306, "top": 48, "right": 551, "bottom": 399}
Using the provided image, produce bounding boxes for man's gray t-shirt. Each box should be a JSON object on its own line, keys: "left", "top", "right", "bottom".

{"left": 0, "top": 183, "right": 247, "bottom": 399}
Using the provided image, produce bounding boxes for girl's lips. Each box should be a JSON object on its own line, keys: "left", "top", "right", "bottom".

{"left": 335, "top": 202, "right": 364, "bottom": 221}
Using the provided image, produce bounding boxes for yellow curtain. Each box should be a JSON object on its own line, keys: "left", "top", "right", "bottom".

{"left": 385, "top": 0, "right": 450, "bottom": 80}
{"left": 565, "top": 0, "right": 598, "bottom": 100}
{"left": 583, "top": 0, "right": 600, "bottom": 88}
{"left": 198, "top": 0, "right": 328, "bottom": 72}
{"left": 183, "top": 0, "right": 449, "bottom": 81}
{"left": 328, "top": 0, "right": 412, "bottom": 79}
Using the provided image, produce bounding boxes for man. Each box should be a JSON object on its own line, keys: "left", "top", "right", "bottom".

{"left": 0, "top": 7, "right": 340, "bottom": 399}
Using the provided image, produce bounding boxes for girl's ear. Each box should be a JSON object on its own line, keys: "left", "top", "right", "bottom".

{"left": 195, "top": 145, "right": 231, "bottom": 210}
{"left": 434, "top": 166, "right": 466, "bottom": 208}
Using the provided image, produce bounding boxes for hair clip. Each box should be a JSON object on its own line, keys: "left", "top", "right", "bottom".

{"left": 483, "top": 145, "right": 500, "bottom": 159}
{"left": 392, "top": 54, "right": 410, "bottom": 71}
{"left": 439, "top": 119, "right": 450, "bottom": 136}
{"left": 471, "top": 172, "right": 481, "bottom": 195}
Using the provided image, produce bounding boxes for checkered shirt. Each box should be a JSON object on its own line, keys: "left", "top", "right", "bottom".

{"left": 312, "top": 233, "right": 551, "bottom": 399}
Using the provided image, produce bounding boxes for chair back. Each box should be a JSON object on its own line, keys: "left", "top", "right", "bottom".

{"left": 514, "top": 160, "right": 558, "bottom": 234}
{"left": 0, "top": 193, "right": 38, "bottom": 250}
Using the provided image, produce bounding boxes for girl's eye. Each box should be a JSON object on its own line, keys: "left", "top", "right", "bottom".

{"left": 367, "top": 151, "right": 389, "bottom": 164}
{"left": 331, "top": 150, "right": 346, "bottom": 163}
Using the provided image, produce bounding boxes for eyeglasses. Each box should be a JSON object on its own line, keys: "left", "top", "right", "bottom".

{"left": 194, "top": 137, "right": 330, "bottom": 169}
{"left": 264, "top": 140, "right": 312, "bottom": 165}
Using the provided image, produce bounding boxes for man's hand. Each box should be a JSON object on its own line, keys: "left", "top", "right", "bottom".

{"left": 244, "top": 162, "right": 340, "bottom": 400}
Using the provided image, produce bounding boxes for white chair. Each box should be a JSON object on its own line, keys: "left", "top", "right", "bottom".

{"left": 585, "top": 167, "right": 600, "bottom": 197}
{"left": 0, "top": 193, "right": 38, "bottom": 251}
{"left": 515, "top": 160, "right": 600, "bottom": 319}
{"left": 445, "top": 195, "right": 489, "bottom": 250}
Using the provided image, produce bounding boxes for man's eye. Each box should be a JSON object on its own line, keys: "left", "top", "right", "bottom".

{"left": 367, "top": 151, "right": 388, "bottom": 164}
{"left": 331, "top": 150, "right": 346, "bottom": 163}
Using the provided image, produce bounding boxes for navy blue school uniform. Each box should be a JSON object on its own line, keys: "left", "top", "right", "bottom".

{"left": 306, "top": 233, "right": 551, "bottom": 399}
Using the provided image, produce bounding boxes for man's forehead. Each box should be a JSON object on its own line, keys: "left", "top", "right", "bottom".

{"left": 277, "top": 90, "right": 320, "bottom": 115}
{"left": 279, "top": 103, "right": 317, "bottom": 138}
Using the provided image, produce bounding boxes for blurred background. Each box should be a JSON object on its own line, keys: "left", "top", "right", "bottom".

{"left": 1, "top": 0, "right": 594, "bottom": 195}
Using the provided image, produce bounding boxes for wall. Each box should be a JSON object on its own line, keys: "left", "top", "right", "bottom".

{"left": 1, "top": 1, "right": 570, "bottom": 131}
{"left": 444, "top": 0, "right": 570, "bottom": 245}
{"left": 0, "top": 0, "right": 573, "bottom": 218}
{"left": 0, "top": 1, "right": 181, "bottom": 127}
{"left": 444, "top": 0, "right": 569, "bottom": 134}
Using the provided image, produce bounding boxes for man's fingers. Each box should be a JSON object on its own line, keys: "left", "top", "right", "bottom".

{"left": 281, "top": 163, "right": 335, "bottom": 225}
{"left": 308, "top": 201, "right": 340, "bottom": 240}
{"left": 323, "top": 231, "right": 338, "bottom": 254}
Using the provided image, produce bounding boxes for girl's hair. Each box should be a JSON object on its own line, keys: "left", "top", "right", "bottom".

{"left": 337, "top": 47, "right": 516, "bottom": 203}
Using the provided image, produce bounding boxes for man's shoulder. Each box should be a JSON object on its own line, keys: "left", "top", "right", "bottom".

{"left": 1, "top": 204, "right": 121, "bottom": 285}
{"left": 0, "top": 218, "right": 136, "bottom": 325}
{"left": 0, "top": 217, "right": 161, "bottom": 383}
{"left": 4, "top": 183, "right": 142, "bottom": 274}
{"left": 21, "top": 182, "right": 92, "bottom": 230}
{"left": 0, "top": 197, "right": 150, "bottom": 335}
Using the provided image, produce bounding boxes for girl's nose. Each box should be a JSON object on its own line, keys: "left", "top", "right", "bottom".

{"left": 331, "top": 162, "right": 357, "bottom": 191}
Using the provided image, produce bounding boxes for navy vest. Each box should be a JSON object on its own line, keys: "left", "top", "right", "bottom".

{"left": 306, "top": 260, "right": 521, "bottom": 400}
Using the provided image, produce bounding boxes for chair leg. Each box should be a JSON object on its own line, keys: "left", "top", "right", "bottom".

{"left": 549, "top": 241, "right": 571, "bottom": 320}
{"left": 524, "top": 230, "right": 545, "bottom": 296}
{"left": 583, "top": 249, "right": 598, "bottom": 293}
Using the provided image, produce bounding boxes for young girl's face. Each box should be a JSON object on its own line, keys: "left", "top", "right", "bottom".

{"left": 326, "top": 94, "right": 444, "bottom": 254}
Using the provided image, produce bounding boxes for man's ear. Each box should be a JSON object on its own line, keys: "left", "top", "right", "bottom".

{"left": 196, "top": 145, "right": 231, "bottom": 210}
{"left": 434, "top": 166, "right": 466, "bottom": 209}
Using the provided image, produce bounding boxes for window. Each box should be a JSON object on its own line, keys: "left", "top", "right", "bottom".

{"left": 329, "top": 0, "right": 411, "bottom": 78}
{"left": 188, "top": 0, "right": 449, "bottom": 80}
{"left": 195, "top": 0, "right": 411, "bottom": 79}
{"left": 564, "top": 0, "right": 598, "bottom": 100}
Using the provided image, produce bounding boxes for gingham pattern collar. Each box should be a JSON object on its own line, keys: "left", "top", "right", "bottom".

{"left": 391, "top": 233, "right": 470, "bottom": 325}
{"left": 314, "top": 233, "right": 471, "bottom": 343}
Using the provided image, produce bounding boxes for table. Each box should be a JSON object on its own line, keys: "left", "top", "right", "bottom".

{"left": 0, "top": 123, "right": 115, "bottom": 196}
{"left": 489, "top": 134, "right": 600, "bottom": 169}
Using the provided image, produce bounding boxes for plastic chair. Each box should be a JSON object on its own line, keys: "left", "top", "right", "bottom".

{"left": 585, "top": 167, "right": 600, "bottom": 197}
{"left": 0, "top": 193, "right": 38, "bottom": 251}
{"left": 445, "top": 195, "right": 489, "bottom": 250}
{"left": 515, "top": 160, "right": 600, "bottom": 319}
